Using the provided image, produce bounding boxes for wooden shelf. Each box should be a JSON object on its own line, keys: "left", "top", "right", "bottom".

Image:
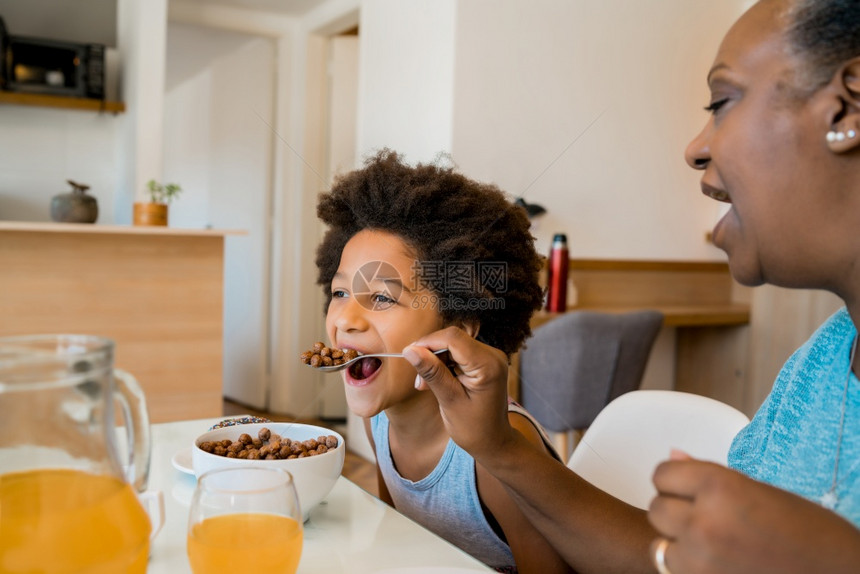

{"left": 508, "top": 258, "right": 752, "bottom": 404}
{"left": 0, "top": 91, "right": 125, "bottom": 113}
{"left": 532, "top": 303, "right": 750, "bottom": 329}
{"left": 530, "top": 258, "right": 751, "bottom": 328}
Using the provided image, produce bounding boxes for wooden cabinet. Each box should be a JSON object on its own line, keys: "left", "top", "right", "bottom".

{"left": 0, "top": 222, "right": 243, "bottom": 422}
{"left": 510, "top": 259, "right": 752, "bottom": 411}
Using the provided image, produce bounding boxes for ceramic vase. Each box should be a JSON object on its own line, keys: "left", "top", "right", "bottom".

{"left": 51, "top": 180, "right": 98, "bottom": 223}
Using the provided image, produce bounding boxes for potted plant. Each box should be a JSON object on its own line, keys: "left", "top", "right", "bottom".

{"left": 133, "top": 179, "right": 182, "bottom": 226}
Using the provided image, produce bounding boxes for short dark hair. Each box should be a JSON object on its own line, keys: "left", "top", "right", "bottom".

{"left": 315, "top": 149, "right": 544, "bottom": 356}
{"left": 786, "top": 0, "right": 860, "bottom": 92}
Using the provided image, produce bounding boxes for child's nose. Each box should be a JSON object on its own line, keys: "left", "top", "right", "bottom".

{"left": 334, "top": 296, "right": 370, "bottom": 333}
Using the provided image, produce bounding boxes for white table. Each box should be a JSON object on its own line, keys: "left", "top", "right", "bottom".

{"left": 146, "top": 418, "right": 492, "bottom": 573}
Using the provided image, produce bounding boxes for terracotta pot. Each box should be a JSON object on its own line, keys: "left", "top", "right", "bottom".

{"left": 133, "top": 202, "right": 168, "bottom": 226}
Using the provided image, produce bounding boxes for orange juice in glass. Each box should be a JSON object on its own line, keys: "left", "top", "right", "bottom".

{"left": 188, "top": 467, "right": 303, "bottom": 573}
{"left": 0, "top": 335, "right": 154, "bottom": 573}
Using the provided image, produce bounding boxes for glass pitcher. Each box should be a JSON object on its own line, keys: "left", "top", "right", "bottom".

{"left": 0, "top": 334, "right": 154, "bottom": 573}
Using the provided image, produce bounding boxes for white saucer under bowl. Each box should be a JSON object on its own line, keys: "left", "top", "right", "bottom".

{"left": 171, "top": 447, "right": 194, "bottom": 475}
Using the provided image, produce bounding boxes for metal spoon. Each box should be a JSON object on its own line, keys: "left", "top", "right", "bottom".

{"left": 308, "top": 348, "right": 449, "bottom": 373}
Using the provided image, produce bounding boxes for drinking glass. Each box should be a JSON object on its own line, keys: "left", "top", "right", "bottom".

{"left": 187, "top": 467, "right": 303, "bottom": 573}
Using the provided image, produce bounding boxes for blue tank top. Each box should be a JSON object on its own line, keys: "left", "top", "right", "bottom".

{"left": 371, "top": 403, "right": 558, "bottom": 572}
{"left": 729, "top": 307, "right": 860, "bottom": 525}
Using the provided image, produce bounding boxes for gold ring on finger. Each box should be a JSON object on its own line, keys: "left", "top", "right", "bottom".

{"left": 652, "top": 537, "right": 673, "bottom": 574}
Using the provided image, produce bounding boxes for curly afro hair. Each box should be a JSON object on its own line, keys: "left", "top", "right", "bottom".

{"left": 315, "top": 149, "right": 543, "bottom": 357}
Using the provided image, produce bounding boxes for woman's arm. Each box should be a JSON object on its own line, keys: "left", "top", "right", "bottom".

{"left": 476, "top": 411, "right": 573, "bottom": 574}
{"left": 477, "top": 422, "right": 656, "bottom": 573}
{"left": 404, "top": 328, "right": 656, "bottom": 574}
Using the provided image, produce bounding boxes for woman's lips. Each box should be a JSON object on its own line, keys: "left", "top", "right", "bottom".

{"left": 711, "top": 206, "right": 733, "bottom": 249}
{"left": 701, "top": 182, "right": 731, "bottom": 203}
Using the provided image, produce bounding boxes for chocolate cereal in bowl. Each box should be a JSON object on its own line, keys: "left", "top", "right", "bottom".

{"left": 191, "top": 422, "right": 345, "bottom": 520}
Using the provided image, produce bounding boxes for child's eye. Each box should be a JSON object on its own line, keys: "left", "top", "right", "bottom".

{"left": 371, "top": 292, "right": 396, "bottom": 308}
{"left": 704, "top": 98, "right": 729, "bottom": 115}
{"left": 332, "top": 289, "right": 348, "bottom": 299}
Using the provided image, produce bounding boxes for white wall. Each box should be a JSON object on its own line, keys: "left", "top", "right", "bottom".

{"left": 354, "top": 0, "right": 748, "bottom": 260}
{"left": 0, "top": 0, "right": 117, "bottom": 46}
{"left": 356, "top": 0, "right": 456, "bottom": 161}
{"left": 118, "top": 0, "right": 169, "bottom": 218}
{"left": 451, "top": 0, "right": 747, "bottom": 260}
{"left": 328, "top": 35, "right": 360, "bottom": 180}
{"left": 0, "top": 109, "right": 121, "bottom": 223}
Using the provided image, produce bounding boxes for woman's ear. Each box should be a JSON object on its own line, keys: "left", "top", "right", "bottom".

{"left": 825, "top": 57, "right": 860, "bottom": 154}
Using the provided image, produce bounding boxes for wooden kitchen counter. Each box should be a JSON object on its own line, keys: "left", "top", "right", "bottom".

{"left": 0, "top": 221, "right": 244, "bottom": 423}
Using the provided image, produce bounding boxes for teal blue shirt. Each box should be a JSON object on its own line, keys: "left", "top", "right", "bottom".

{"left": 729, "top": 307, "right": 860, "bottom": 526}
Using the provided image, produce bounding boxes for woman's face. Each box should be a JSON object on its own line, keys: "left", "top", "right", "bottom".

{"left": 685, "top": 0, "right": 856, "bottom": 289}
{"left": 325, "top": 229, "right": 444, "bottom": 418}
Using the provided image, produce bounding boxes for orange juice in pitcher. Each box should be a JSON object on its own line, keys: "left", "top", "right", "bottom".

{"left": 0, "top": 469, "right": 151, "bottom": 573}
{"left": 0, "top": 335, "right": 156, "bottom": 573}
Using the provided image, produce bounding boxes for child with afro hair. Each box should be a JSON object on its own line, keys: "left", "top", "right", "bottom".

{"left": 315, "top": 150, "right": 570, "bottom": 574}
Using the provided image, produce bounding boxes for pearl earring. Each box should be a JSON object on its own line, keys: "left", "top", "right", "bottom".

{"left": 828, "top": 129, "right": 857, "bottom": 143}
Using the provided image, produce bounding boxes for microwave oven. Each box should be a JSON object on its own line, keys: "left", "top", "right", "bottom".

{"left": 0, "top": 17, "right": 105, "bottom": 99}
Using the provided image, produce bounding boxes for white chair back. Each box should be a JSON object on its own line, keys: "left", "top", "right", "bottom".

{"left": 567, "top": 390, "right": 750, "bottom": 509}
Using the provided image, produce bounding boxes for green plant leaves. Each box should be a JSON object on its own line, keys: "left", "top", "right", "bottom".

{"left": 146, "top": 179, "right": 183, "bottom": 204}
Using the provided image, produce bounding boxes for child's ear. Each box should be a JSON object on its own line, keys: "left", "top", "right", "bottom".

{"left": 459, "top": 321, "right": 480, "bottom": 339}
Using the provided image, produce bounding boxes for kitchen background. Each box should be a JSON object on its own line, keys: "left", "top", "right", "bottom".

{"left": 0, "top": 0, "right": 842, "bottom": 461}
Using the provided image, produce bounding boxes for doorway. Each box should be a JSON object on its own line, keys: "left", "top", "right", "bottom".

{"left": 163, "top": 22, "right": 276, "bottom": 409}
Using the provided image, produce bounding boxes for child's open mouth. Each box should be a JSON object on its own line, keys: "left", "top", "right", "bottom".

{"left": 348, "top": 356, "right": 382, "bottom": 380}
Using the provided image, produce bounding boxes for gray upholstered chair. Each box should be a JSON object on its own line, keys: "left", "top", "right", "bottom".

{"left": 519, "top": 309, "right": 664, "bottom": 460}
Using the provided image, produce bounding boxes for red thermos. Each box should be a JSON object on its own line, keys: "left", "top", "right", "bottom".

{"left": 546, "top": 233, "right": 569, "bottom": 312}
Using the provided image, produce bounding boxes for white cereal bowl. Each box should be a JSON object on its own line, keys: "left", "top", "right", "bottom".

{"left": 191, "top": 422, "right": 345, "bottom": 520}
